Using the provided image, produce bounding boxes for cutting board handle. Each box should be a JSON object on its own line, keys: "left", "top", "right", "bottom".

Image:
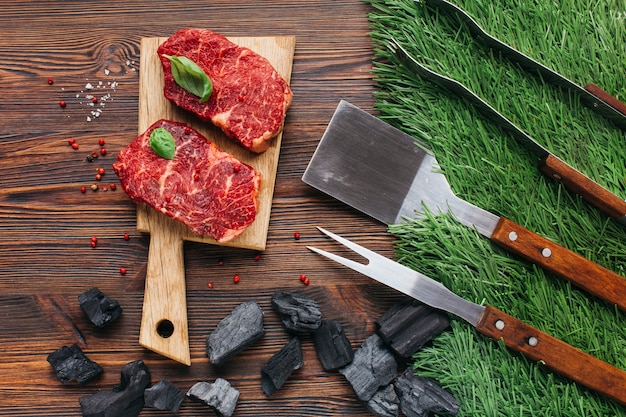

{"left": 139, "top": 211, "right": 190, "bottom": 366}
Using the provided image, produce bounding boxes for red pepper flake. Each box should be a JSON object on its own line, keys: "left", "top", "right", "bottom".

{"left": 80, "top": 186, "right": 86, "bottom": 193}
{"left": 119, "top": 267, "right": 127, "bottom": 275}
{"left": 123, "top": 233, "right": 130, "bottom": 240}
{"left": 254, "top": 253, "right": 261, "bottom": 261}
{"left": 207, "top": 281, "right": 214, "bottom": 289}
{"left": 109, "top": 183, "right": 116, "bottom": 191}
{"left": 100, "top": 148, "right": 107, "bottom": 156}
{"left": 233, "top": 275, "right": 241, "bottom": 284}
{"left": 59, "top": 100, "right": 66, "bottom": 108}
{"left": 294, "top": 231, "right": 301, "bottom": 240}
{"left": 98, "top": 138, "right": 105, "bottom": 146}
{"left": 47, "top": 77, "right": 54, "bottom": 85}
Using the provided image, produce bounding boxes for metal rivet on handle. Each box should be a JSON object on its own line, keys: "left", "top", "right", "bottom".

{"left": 495, "top": 320, "right": 505, "bottom": 330}
{"left": 508, "top": 231, "right": 518, "bottom": 242}
{"left": 528, "top": 336, "right": 538, "bottom": 347}
{"left": 541, "top": 248, "right": 552, "bottom": 258}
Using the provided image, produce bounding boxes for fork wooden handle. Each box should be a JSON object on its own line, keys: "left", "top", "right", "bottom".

{"left": 477, "top": 305, "right": 626, "bottom": 406}
{"left": 491, "top": 216, "right": 626, "bottom": 310}
{"left": 538, "top": 154, "right": 626, "bottom": 224}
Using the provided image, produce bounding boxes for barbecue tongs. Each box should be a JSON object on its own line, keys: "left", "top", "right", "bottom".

{"left": 308, "top": 226, "right": 626, "bottom": 407}
{"left": 393, "top": 0, "right": 626, "bottom": 226}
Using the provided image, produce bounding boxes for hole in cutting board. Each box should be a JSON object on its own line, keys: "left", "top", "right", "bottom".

{"left": 156, "top": 319, "right": 175, "bottom": 338}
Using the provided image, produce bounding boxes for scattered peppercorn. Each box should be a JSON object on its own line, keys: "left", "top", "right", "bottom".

{"left": 294, "top": 231, "right": 301, "bottom": 240}
{"left": 95, "top": 174, "right": 102, "bottom": 181}
{"left": 80, "top": 186, "right": 86, "bottom": 193}
{"left": 98, "top": 138, "right": 105, "bottom": 146}
{"left": 91, "top": 236, "right": 98, "bottom": 243}
{"left": 59, "top": 100, "right": 66, "bottom": 108}
{"left": 91, "top": 151, "right": 99, "bottom": 159}
{"left": 184, "top": 126, "right": 191, "bottom": 135}
{"left": 68, "top": 138, "right": 76, "bottom": 145}
{"left": 123, "top": 233, "right": 129, "bottom": 240}
{"left": 119, "top": 267, "right": 127, "bottom": 275}
{"left": 217, "top": 258, "right": 224, "bottom": 266}
{"left": 90, "top": 184, "right": 98, "bottom": 191}
{"left": 101, "top": 185, "right": 108, "bottom": 191}
{"left": 109, "top": 183, "right": 116, "bottom": 191}
{"left": 299, "top": 274, "right": 307, "bottom": 282}
{"left": 100, "top": 148, "right": 107, "bottom": 156}
{"left": 303, "top": 277, "right": 310, "bottom": 285}
{"left": 97, "top": 168, "right": 105, "bottom": 175}
{"left": 254, "top": 254, "right": 261, "bottom": 261}
{"left": 233, "top": 275, "right": 240, "bottom": 284}
{"left": 71, "top": 142, "right": 79, "bottom": 150}
{"left": 207, "top": 282, "right": 214, "bottom": 289}
{"left": 47, "top": 77, "right": 54, "bottom": 85}
{"left": 92, "top": 96, "right": 98, "bottom": 103}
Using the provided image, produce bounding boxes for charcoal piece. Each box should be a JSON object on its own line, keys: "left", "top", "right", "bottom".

{"left": 206, "top": 301, "right": 265, "bottom": 365}
{"left": 311, "top": 320, "right": 354, "bottom": 371}
{"left": 187, "top": 378, "right": 239, "bottom": 417}
{"left": 395, "top": 368, "right": 460, "bottom": 417}
{"left": 261, "top": 337, "right": 303, "bottom": 396}
{"left": 144, "top": 380, "right": 185, "bottom": 413}
{"left": 79, "top": 287, "right": 123, "bottom": 328}
{"left": 376, "top": 299, "right": 450, "bottom": 359}
{"left": 339, "top": 334, "right": 397, "bottom": 402}
{"left": 47, "top": 344, "right": 103, "bottom": 385}
{"left": 366, "top": 384, "right": 399, "bottom": 417}
{"left": 271, "top": 290, "right": 322, "bottom": 333}
{"left": 79, "top": 360, "right": 151, "bottom": 417}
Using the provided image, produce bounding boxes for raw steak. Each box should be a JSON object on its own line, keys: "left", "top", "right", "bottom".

{"left": 157, "top": 28, "right": 293, "bottom": 153}
{"left": 113, "top": 119, "right": 261, "bottom": 242}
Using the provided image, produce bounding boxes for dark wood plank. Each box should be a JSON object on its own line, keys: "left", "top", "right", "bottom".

{"left": 0, "top": 1, "right": 403, "bottom": 416}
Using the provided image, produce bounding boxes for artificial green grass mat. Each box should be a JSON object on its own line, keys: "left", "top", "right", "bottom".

{"left": 366, "top": 0, "right": 626, "bottom": 415}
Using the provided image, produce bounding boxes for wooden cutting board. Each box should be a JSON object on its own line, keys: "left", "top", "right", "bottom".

{"left": 136, "top": 35, "right": 296, "bottom": 365}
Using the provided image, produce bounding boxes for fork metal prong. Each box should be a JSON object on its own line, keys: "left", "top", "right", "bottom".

{"left": 313, "top": 226, "right": 391, "bottom": 266}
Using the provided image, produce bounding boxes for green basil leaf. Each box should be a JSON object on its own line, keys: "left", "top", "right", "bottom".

{"left": 164, "top": 54, "right": 213, "bottom": 102}
{"left": 150, "top": 127, "right": 176, "bottom": 160}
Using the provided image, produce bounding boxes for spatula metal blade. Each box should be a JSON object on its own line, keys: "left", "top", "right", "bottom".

{"left": 303, "top": 101, "right": 499, "bottom": 236}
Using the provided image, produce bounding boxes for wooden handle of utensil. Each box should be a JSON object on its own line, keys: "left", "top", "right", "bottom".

{"left": 139, "top": 211, "right": 191, "bottom": 366}
{"left": 584, "top": 83, "right": 626, "bottom": 117}
{"left": 477, "top": 305, "right": 626, "bottom": 406}
{"left": 491, "top": 216, "right": 626, "bottom": 310}
{"left": 538, "top": 154, "right": 626, "bottom": 223}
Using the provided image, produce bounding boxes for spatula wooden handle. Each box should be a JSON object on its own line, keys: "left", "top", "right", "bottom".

{"left": 538, "top": 154, "right": 626, "bottom": 224}
{"left": 477, "top": 305, "right": 626, "bottom": 406}
{"left": 491, "top": 217, "right": 626, "bottom": 310}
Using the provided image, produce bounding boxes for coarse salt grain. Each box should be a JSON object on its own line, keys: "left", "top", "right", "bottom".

{"left": 104, "top": 68, "right": 110, "bottom": 76}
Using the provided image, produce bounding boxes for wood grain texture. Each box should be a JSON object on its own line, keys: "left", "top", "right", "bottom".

{"left": 0, "top": 1, "right": 404, "bottom": 416}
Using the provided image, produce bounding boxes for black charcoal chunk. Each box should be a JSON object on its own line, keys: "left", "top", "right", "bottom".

{"left": 79, "top": 360, "right": 151, "bottom": 417}
{"left": 271, "top": 290, "right": 322, "bottom": 333}
{"left": 395, "top": 368, "right": 460, "bottom": 417}
{"left": 187, "top": 379, "right": 239, "bottom": 417}
{"left": 339, "top": 334, "right": 397, "bottom": 402}
{"left": 261, "top": 337, "right": 303, "bottom": 396}
{"left": 144, "top": 380, "right": 185, "bottom": 413}
{"left": 311, "top": 320, "right": 354, "bottom": 371}
{"left": 207, "top": 301, "right": 265, "bottom": 366}
{"left": 366, "top": 384, "right": 399, "bottom": 417}
{"left": 79, "top": 287, "right": 123, "bottom": 328}
{"left": 376, "top": 299, "right": 449, "bottom": 359}
{"left": 47, "top": 344, "right": 103, "bottom": 385}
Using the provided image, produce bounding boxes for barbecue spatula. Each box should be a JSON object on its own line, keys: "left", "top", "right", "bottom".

{"left": 302, "top": 101, "right": 626, "bottom": 310}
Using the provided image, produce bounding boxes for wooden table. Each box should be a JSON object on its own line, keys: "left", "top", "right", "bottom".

{"left": 0, "top": 1, "right": 402, "bottom": 415}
